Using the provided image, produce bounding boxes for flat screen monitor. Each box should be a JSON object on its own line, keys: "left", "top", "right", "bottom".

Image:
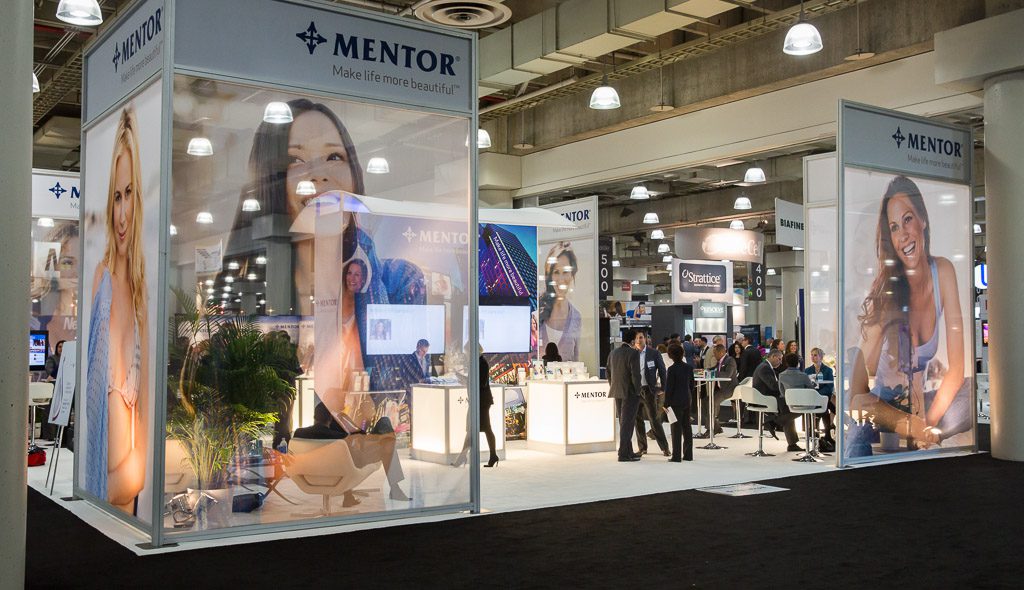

{"left": 982, "top": 320, "right": 989, "bottom": 347}
{"left": 365, "top": 304, "right": 446, "bottom": 356}
{"left": 30, "top": 330, "right": 49, "bottom": 371}
{"left": 463, "top": 305, "right": 532, "bottom": 353}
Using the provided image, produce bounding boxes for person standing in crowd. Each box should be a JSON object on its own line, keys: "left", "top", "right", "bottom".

{"left": 708, "top": 343, "right": 738, "bottom": 435}
{"left": 682, "top": 334, "right": 696, "bottom": 367}
{"left": 607, "top": 328, "right": 643, "bottom": 462}
{"left": 805, "top": 347, "right": 836, "bottom": 452}
{"left": 737, "top": 334, "right": 764, "bottom": 426}
{"left": 664, "top": 343, "right": 694, "bottom": 462}
{"left": 635, "top": 332, "right": 669, "bottom": 457}
{"left": 542, "top": 341, "right": 562, "bottom": 364}
{"left": 691, "top": 336, "right": 705, "bottom": 367}
{"left": 753, "top": 349, "right": 802, "bottom": 451}
{"left": 703, "top": 335, "right": 724, "bottom": 370}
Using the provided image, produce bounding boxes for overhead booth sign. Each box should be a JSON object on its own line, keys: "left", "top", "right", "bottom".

{"left": 674, "top": 227, "right": 764, "bottom": 264}
{"left": 671, "top": 259, "right": 734, "bottom": 305}
{"left": 838, "top": 101, "right": 975, "bottom": 466}
{"left": 79, "top": 0, "right": 476, "bottom": 547}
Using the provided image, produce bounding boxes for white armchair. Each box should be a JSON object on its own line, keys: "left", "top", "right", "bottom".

{"left": 283, "top": 438, "right": 382, "bottom": 517}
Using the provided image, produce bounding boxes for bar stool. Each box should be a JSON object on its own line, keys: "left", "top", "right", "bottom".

{"left": 28, "top": 381, "right": 54, "bottom": 448}
{"left": 784, "top": 388, "right": 829, "bottom": 463}
{"left": 728, "top": 378, "right": 752, "bottom": 439}
{"left": 741, "top": 385, "right": 777, "bottom": 457}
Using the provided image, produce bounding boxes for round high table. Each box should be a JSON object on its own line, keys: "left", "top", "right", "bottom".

{"left": 694, "top": 376, "right": 733, "bottom": 450}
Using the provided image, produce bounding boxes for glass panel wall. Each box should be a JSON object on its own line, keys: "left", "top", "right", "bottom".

{"left": 165, "top": 75, "right": 472, "bottom": 532}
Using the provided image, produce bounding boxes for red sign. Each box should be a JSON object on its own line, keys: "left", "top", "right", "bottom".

{"left": 621, "top": 281, "right": 632, "bottom": 292}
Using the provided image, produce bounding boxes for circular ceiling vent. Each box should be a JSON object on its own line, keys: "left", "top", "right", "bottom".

{"left": 414, "top": 1, "right": 512, "bottom": 29}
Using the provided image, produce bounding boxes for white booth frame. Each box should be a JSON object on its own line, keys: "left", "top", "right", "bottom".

{"left": 74, "top": 0, "right": 480, "bottom": 548}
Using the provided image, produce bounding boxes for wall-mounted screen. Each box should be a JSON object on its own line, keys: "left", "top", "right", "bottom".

{"left": 365, "top": 304, "right": 446, "bottom": 356}
{"left": 463, "top": 305, "right": 531, "bottom": 353}
{"left": 982, "top": 320, "right": 989, "bottom": 347}
{"left": 30, "top": 330, "right": 49, "bottom": 370}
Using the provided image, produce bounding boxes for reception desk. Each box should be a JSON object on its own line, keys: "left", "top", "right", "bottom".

{"left": 410, "top": 384, "right": 505, "bottom": 465}
{"left": 526, "top": 379, "right": 616, "bottom": 454}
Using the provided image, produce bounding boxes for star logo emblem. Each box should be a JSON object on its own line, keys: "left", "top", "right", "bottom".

{"left": 49, "top": 182, "right": 67, "bottom": 199}
{"left": 892, "top": 126, "right": 905, "bottom": 149}
{"left": 402, "top": 227, "right": 417, "bottom": 243}
{"left": 296, "top": 21, "right": 327, "bottom": 55}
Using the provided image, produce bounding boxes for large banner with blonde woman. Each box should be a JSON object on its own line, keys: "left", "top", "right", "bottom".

{"left": 77, "top": 79, "right": 162, "bottom": 522}
{"left": 839, "top": 101, "right": 975, "bottom": 465}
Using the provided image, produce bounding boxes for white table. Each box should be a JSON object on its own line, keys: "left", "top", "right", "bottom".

{"left": 409, "top": 383, "right": 505, "bottom": 465}
{"left": 695, "top": 376, "right": 733, "bottom": 450}
{"left": 526, "top": 379, "right": 616, "bottom": 455}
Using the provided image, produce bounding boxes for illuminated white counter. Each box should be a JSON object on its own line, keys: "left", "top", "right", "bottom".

{"left": 526, "top": 379, "right": 616, "bottom": 454}
{"left": 410, "top": 384, "right": 505, "bottom": 465}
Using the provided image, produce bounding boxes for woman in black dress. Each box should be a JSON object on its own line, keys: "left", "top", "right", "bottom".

{"left": 453, "top": 354, "right": 499, "bottom": 467}
{"left": 664, "top": 343, "right": 694, "bottom": 462}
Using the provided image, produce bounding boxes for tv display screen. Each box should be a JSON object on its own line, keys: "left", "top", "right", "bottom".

{"left": 365, "top": 304, "right": 446, "bottom": 356}
{"left": 30, "top": 330, "right": 49, "bottom": 371}
{"left": 463, "top": 305, "right": 532, "bottom": 354}
{"left": 982, "top": 320, "right": 989, "bottom": 347}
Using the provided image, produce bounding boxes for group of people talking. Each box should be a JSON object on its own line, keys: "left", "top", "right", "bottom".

{"left": 607, "top": 329, "right": 836, "bottom": 462}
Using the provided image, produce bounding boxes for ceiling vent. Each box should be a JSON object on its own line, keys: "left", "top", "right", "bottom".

{"left": 414, "top": 1, "right": 511, "bottom": 29}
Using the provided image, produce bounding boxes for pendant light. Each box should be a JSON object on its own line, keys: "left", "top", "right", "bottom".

{"left": 650, "top": 53, "right": 673, "bottom": 112}
{"left": 477, "top": 128, "right": 492, "bottom": 148}
{"left": 845, "top": 0, "right": 875, "bottom": 61}
{"left": 255, "top": 255, "right": 268, "bottom": 265}
{"left": 730, "top": 219, "right": 745, "bottom": 230}
{"left": 783, "top": 1, "right": 823, "bottom": 56}
{"left": 766, "top": 268, "right": 777, "bottom": 276}
{"left": 513, "top": 110, "right": 534, "bottom": 150}
{"left": 227, "top": 261, "right": 240, "bottom": 270}
{"left": 643, "top": 212, "right": 660, "bottom": 224}
{"left": 263, "top": 102, "right": 293, "bottom": 124}
{"left": 743, "top": 165, "right": 766, "bottom": 183}
{"left": 650, "top": 229, "right": 665, "bottom": 240}
{"left": 37, "top": 217, "right": 55, "bottom": 228}
{"left": 630, "top": 185, "right": 650, "bottom": 200}
{"left": 196, "top": 211, "right": 213, "bottom": 224}
{"left": 733, "top": 195, "right": 752, "bottom": 210}
{"left": 169, "top": 224, "right": 178, "bottom": 236}
{"left": 295, "top": 180, "right": 317, "bottom": 196}
{"left": 242, "top": 198, "right": 261, "bottom": 212}
{"left": 590, "top": 57, "right": 620, "bottom": 110}
{"left": 657, "top": 243, "right": 670, "bottom": 254}
{"left": 612, "top": 260, "right": 621, "bottom": 267}
{"left": 186, "top": 137, "right": 213, "bottom": 156}
{"left": 32, "top": 73, "right": 40, "bottom": 94}
{"left": 56, "top": 0, "right": 103, "bottom": 26}
{"left": 366, "top": 157, "right": 390, "bottom": 174}
{"left": 662, "top": 255, "right": 673, "bottom": 263}
{"left": 974, "top": 223, "right": 982, "bottom": 234}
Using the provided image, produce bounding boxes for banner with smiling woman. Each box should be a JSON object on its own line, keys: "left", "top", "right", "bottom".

{"left": 839, "top": 101, "right": 975, "bottom": 465}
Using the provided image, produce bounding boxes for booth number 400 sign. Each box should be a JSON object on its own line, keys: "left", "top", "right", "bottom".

{"left": 748, "top": 262, "right": 766, "bottom": 301}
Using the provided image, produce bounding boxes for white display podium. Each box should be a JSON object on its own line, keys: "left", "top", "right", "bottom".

{"left": 410, "top": 384, "right": 505, "bottom": 465}
{"left": 526, "top": 379, "right": 616, "bottom": 454}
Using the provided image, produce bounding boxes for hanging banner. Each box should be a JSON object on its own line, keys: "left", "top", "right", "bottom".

{"left": 671, "top": 259, "right": 734, "bottom": 305}
{"left": 478, "top": 223, "right": 538, "bottom": 383}
{"left": 538, "top": 197, "right": 598, "bottom": 371}
{"left": 674, "top": 227, "right": 764, "bottom": 264}
{"left": 598, "top": 236, "right": 613, "bottom": 300}
{"left": 839, "top": 100, "right": 975, "bottom": 466}
{"left": 775, "top": 198, "right": 805, "bottom": 249}
{"left": 748, "top": 261, "right": 766, "bottom": 302}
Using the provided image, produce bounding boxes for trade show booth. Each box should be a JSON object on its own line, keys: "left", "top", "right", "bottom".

{"left": 75, "top": 0, "right": 479, "bottom": 546}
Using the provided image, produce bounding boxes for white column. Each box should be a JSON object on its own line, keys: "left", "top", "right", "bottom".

{"left": 984, "top": 72, "right": 1024, "bottom": 461}
{"left": 781, "top": 268, "right": 803, "bottom": 343}
{"left": 0, "top": 0, "right": 32, "bottom": 585}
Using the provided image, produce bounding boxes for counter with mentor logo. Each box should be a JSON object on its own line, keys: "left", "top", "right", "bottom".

{"left": 526, "top": 379, "right": 615, "bottom": 454}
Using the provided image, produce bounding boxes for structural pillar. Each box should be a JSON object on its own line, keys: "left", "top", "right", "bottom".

{"left": 936, "top": 8, "right": 1024, "bottom": 460}
{"left": 0, "top": 0, "right": 33, "bottom": 587}
{"left": 981, "top": 73, "right": 1024, "bottom": 460}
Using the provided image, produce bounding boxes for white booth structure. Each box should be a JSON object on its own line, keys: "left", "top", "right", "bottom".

{"left": 74, "top": 0, "right": 479, "bottom": 547}
{"left": 409, "top": 384, "right": 505, "bottom": 464}
{"left": 526, "top": 379, "right": 616, "bottom": 454}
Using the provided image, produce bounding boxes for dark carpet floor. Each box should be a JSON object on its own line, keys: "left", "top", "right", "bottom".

{"left": 27, "top": 434, "right": 1022, "bottom": 589}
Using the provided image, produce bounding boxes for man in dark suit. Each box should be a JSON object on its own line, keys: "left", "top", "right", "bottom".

{"left": 708, "top": 343, "right": 737, "bottom": 434}
{"left": 752, "top": 349, "right": 801, "bottom": 451}
{"left": 607, "top": 328, "right": 644, "bottom": 462}
{"left": 635, "top": 332, "right": 670, "bottom": 456}
{"left": 411, "top": 338, "right": 436, "bottom": 380}
{"left": 737, "top": 334, "right": 764, "bottom": 426}
{"left": 682, "top": 335, "right": 696, "bottom": 367}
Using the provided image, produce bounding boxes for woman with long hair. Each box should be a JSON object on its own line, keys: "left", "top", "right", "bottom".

{"left": 238, "top": 98, "right": 414, "bottom": 499}
{"left": 85, "top": 108, "right": 149, "bottom": 513}
{"left": 850, "top": 175, "right": 968, "bottom": 447}
{"left": 538, "top": 241, "right": 581, "bottom": 361}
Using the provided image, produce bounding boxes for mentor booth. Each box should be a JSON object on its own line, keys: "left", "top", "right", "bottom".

{"left": 74, "top": 0, "right": 481, "bottom": 546}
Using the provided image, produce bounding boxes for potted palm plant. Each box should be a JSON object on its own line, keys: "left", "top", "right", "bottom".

{"left": 166, "top": 289, "right": 296, "bottom": 529}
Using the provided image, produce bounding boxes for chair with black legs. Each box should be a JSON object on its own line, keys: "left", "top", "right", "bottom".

{"left": 741, "top": 385, "right": 777, "bottom": 457}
